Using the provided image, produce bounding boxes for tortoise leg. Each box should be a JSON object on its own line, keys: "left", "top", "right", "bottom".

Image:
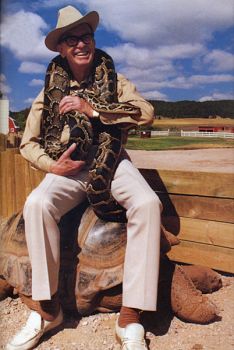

{"left": 171, "top": 265, "right": 220, "bottom": 324}
{"left": 181, "top": 265, "right": 222, "bottom": 294}
{"left": 0, "top": 276, "right": 14, "bottom": 300}
{"left": 96, "top": 284, "right": 122, "bottom": 313}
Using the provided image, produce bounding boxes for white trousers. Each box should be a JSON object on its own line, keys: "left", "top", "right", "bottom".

{"left": 23, "top": 159, "right": 162, "bottom": 311}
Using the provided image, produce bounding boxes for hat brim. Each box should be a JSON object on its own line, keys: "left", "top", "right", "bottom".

{"left": 45, "top": 11, "right": 99, "bottom": 52}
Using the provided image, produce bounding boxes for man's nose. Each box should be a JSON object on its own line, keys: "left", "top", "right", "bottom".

{"left": 75, "top": 39, "right": 86, "bottom": 48}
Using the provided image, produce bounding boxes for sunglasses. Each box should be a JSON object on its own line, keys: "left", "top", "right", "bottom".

{"left": 59, "top": 33, "right": 94, "bottom": 47}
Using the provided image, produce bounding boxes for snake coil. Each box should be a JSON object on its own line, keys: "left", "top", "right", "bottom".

{"left": 41, "top": 49, "right": 140, "bottom": 222}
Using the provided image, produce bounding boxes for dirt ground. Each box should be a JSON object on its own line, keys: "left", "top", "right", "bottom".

{"left": 0, "top": 275, "right": 233, "bottom": 350}
{"left": 127, "top": 148, "right": 234, "bottom": 173}
{"left": 0, "top": 148, "right": 234, "bottom": 349}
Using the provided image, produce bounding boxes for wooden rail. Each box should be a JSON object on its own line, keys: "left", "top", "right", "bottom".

{"left": 0, "top": 149, "right": 234, "bottom": 273}
{"left": 140, "top": 169, "right": 234, "bottom": 273}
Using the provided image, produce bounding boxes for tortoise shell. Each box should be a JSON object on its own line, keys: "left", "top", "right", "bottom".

{"left": 0, "top": 205, "right": 128, "bottom": 311}
{"left": 0, "top": 205, "right": 221, "bottom": 323}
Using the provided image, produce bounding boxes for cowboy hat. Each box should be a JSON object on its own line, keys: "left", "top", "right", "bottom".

{"left": 45, "top": 6, "right": 99, "bottom": 52}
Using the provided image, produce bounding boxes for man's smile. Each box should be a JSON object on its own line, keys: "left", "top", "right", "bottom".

{"left": 74, "top": 50, "right": 90, "bottom": 57}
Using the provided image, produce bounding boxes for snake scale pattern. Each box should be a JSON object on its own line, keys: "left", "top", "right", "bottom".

{"left": 41, "top": 49, "right": 140, "bottom": 222}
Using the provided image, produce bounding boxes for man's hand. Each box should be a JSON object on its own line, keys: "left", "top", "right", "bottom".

{"left": 50, "top": 143, "right": 85, "bottom": 176}
{"left": 59, "top": 95, "right": 94, "bottom": 117}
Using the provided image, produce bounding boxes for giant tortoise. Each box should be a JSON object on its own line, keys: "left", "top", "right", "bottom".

{"left": 0, "top": 204, "right": 222, "bottom": 324}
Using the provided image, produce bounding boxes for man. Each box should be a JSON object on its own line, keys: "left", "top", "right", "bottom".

{"left": 6, "top": 6, "right": 162, "bottom": 350}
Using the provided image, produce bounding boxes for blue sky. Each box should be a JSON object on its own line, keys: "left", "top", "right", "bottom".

{"left": 1, "top": 0, "right": 234, "bottom": 111}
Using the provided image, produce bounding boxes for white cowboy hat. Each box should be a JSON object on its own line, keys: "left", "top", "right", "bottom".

{"left": 45, "top": 6, "right": 99, "bottom": 52}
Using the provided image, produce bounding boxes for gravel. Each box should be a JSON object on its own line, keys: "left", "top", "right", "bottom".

{"left": 0, "top": 275, "right": 233, "bottom": 350}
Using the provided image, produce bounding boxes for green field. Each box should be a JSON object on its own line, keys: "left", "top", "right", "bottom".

{"left": 126, "top": 136, "right": 234, "bottom": 151}
{"left": 152, "top": 117, "right": 234, "bottom": 129}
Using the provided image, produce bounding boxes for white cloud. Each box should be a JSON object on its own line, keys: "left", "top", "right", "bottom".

{"left": 188, "top": 74, "right": 234, "bottom": 87}
{"left": 103, "top": 41, "right": 233, "bottom": 99}
{"left": 199, "top": 92, "right": 234, "bottom": 101}
{"left": 104, "top": 43, "right": 206, "bottom": 93}
{"left": 154, "top": 44, "right": 205, "bottom": 60}
{"left": 142, "top": 90, "right": 168, "bottom": 101}
{"left": 0, "top": 10, "right": 53, "bottom": 61}
{"left": 105, "top": 43, "right": 204, "bottom": 68}
{"left": 29, "top": 79, "right": 44, "bottom": 86}
{"left": 203, "top": 50, "right": 234, "bottom": 72}
{"left": 134, "top": 74, "right": 234, "bottom": 93}
{"left": 0, "top": 74, "right": 12, "bottom": 95}
{"left": 83, "top": 0, "right": 234, "bottom": 47}
{"left": 19, "top": 62, "right": 46, "bottom": 74}
{"left": 159, "top": 74, "right": 234, "bottom": 89}
{"left": 0, "top": 74, "right": 6, "bottom": 82}
{"left": 24, "top": 97, "right": 35, "bottom": 105}
{"left": 104, "top": 43, "right": 215, "bottom": 97}
{"left": 36, "top": 0, "right": 75, "bottom": 8}
{"left": 1, "top": 1, "right": 234, "bottom": 107}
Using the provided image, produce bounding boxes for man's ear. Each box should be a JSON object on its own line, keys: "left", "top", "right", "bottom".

{"left": 57, "top": 44, "right": 65, "bottom": 58}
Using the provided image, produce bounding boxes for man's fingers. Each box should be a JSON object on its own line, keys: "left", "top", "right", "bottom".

{"left": 59, "top": 96, "right": 81, "bottom": 114}
{"left": 59, "top": 97, "right": 73, "bottom": 114}
{"left": 59, "top": 143, "right": 76, "bottom": 160}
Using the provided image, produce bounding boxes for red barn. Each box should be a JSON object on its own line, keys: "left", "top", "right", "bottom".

{"left": 9, "top": 117, "right": 19, "bottom": 133}
{"left": 198, "top": 125, "right": 234, "bottom": 133}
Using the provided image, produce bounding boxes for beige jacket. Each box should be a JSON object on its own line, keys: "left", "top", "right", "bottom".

{"left": 20, "top": 73, "right": 154, "bottom": 172}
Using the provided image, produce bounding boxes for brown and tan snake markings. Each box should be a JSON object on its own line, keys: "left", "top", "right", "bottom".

{"left": 41, "top": 49, "right": 140, "bottom": 222}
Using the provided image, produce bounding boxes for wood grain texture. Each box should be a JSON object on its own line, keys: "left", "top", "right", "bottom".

{"left": 168, "top": 240, "right": 234, "bottom": 273}
{"left": 140, "top": 168, "right": 234, "bottom": 198}
{"left": 160, "top": 193, "right": 234, "bottom": 223}
{"left": 163, "top": 216, "right": 234, "bottom": 249}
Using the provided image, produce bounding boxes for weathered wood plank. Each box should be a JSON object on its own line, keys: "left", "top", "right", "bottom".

{"left": 1, "top": 151, "right": 8, "bottom": 218}
{"left": 15, "top": 154, "right": 29, "bottom": 213}
{"left": 29, "top": 166, "right": 45, "bottom": 191}
{"left": 163, "top": 216, "right": 234, "bottom": 249}
{"left": 168, "top": 240, "right": 234, "bottom": 273}
{"left": 5, "top": 149, "right": 18, "bottom": 217}
{"left": 0, "top": 134, "right": 7, "bottom": 152}
{"left": 159, "top": 193, "right": 234, "bottom": 223}
{"left": 0, "top": 151, "right": 45, "bottom": 219}
{"left": 0, "top": 152, "right": 3, "bottom": 217}
{"left": 140, "top": 169, "right": 234, "bottom": 198}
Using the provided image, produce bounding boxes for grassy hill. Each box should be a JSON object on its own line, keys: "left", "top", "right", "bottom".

{"left": 149, "top": 99, "right": 234, "bottom": 118}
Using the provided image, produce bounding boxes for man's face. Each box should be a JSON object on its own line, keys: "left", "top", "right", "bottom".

{"left": 58, "top": 23, "right": 95, "bottom": 71}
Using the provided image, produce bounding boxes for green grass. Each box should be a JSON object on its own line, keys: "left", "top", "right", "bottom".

{"left": 126, "top": 136, "right": 234, "bottom": 151}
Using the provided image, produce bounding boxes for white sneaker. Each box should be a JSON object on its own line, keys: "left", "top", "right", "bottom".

{"left": 6, "top": 308, "right": 63, "bottom": 350}
{"left": 115, "top": 320, "right": 148, "bottom": 350}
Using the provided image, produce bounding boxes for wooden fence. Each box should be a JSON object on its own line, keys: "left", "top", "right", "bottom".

{"left": 0, "top": 133, "right": 22, "bottom": 152}
{"left": 0, "top": 149, "right": 45, "bottom": 218}
{"left": 1, "top": 149, "right": 234, "bottom": 273}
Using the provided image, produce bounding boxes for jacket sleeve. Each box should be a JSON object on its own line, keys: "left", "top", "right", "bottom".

{"left": 20, "top": 89, "right": 56, "bottom": 173}
{"left": 99, "top": 73, "right": 154, "bottom": 127}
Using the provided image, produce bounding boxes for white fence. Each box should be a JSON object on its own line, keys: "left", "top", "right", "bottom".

{"left": 181, "top": 130, "right": 234, "bottom": 139}
{"left": 151, "top": 130, "right": 170, "bottom": 136}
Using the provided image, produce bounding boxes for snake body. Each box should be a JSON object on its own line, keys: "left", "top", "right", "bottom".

{"left": 41, "top": 49, "right": 140, "bottom": 222}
